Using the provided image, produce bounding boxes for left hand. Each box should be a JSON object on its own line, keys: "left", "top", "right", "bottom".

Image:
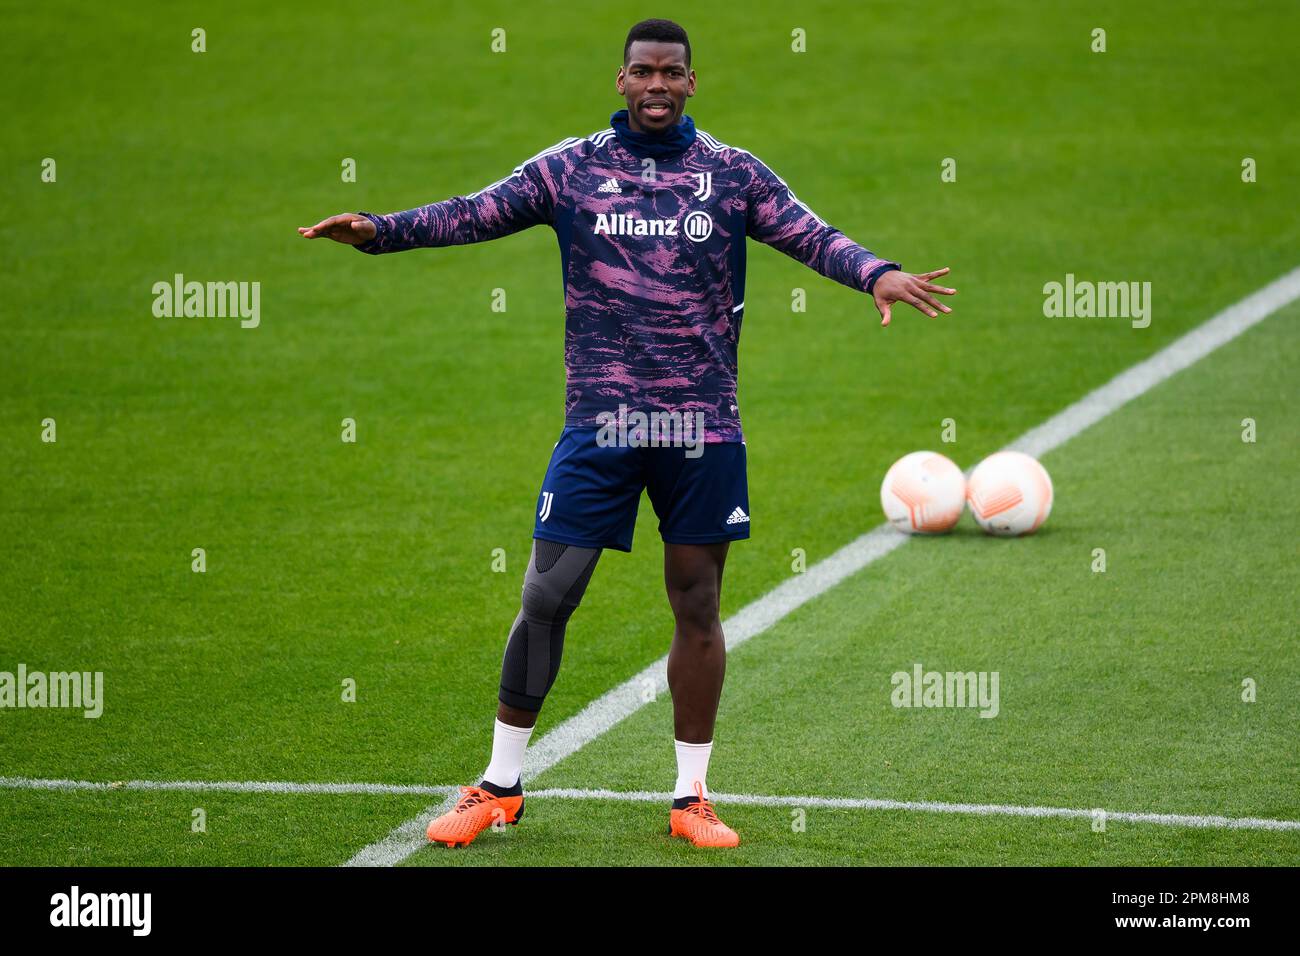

{"left": 297, "top": 213, "right": 377, "bottom": 245}
{"left": 872, "top": 267, "right": 956, "bottom": 327}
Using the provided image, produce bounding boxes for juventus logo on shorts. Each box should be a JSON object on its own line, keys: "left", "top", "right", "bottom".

{"left": 538, "top": 491, "right": 554, "bottom": 522}
{"left": 692, "top": 172, "right": 712, "bottom": 201}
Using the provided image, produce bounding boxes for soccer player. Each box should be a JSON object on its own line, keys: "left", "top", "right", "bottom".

{"left": 300, "top": 18, "right": 954, "bottom": 849}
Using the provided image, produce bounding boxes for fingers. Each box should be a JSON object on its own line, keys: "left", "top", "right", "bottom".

{"left": 904, "top": 294, "right": 938, "bottom": 318}
{"left": 917, "top": 290, "right": 952, "bottom": 314}
{"left": 307, "top": 217, "right": 342, "bottom": 237}
{"left": 298, "top": 214, "right": 350, "bottom": 239}
{"left": 916, "top": 267, "right": 950, "bottom": 281}
{"left": 921, "top": 281, "right": 956, "bottom": 295}
{"left": 878, "top": 300, "right": 892, "bottom": 327}
{"left": 298, "top": 218, "right": 334, "bottom": 239}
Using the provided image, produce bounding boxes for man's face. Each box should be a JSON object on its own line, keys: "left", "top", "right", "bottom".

{"left": 617, "top": 40, "right": 695, "bottom": 133}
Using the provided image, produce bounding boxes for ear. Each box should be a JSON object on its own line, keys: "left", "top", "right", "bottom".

{"left": 615, "top": 65, "right": 625, "bottom": 94}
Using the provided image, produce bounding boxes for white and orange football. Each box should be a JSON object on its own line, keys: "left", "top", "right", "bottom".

{"left": 966, "top": 451, "right": 1054, "bottom": 536}
{"left": 880, "top": 451, "right": 966, "bottom": 534}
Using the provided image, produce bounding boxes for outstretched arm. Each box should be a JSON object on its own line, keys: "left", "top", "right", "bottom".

{"left": 298, "top": 138, "right": 570, "bottom": 252}
{"left": 745, "top": 157, "right": 955, "bottom": 326}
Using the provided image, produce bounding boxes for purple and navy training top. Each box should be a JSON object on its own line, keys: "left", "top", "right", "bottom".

{"left": 356, "top": 110, "right": 900, "bottom": 442}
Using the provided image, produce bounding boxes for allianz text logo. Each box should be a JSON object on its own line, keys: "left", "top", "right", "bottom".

{"left": 593, "top": 212, "right": 713, "bottom": 242}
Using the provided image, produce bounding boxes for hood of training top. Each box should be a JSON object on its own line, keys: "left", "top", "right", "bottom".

{"left": 356, "top": 112, "right": 900, "bottom": 443}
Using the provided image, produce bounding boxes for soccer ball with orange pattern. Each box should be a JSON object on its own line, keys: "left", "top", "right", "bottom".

{"left": 966, "top": 451, "right": 1054, "bottom": 536}
{"left": 879, "top": 451, "right": 966, "bottom": 534}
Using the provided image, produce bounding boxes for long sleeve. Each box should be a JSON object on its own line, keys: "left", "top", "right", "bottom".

{"left": 354, "top": 137, "right": 577, "bottom": 254}
{"left": 744, "top": 156, "right": 900, "bottom": 293}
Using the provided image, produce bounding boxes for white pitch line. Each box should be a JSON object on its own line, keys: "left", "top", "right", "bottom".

{"left": 345, "top": 266, "right": 1300, "bottom": 866}
{"left": 528, "top": 788, "right": 1300, "bottom": 833}
{"left": 0, "top": 776, "right": 456, "bottom": 798}
{"left": 5, "top": 775, "right": 1295, "bottom": 833}
{"left": 1009, "top": 269, "right": 1300, "bottom": 459}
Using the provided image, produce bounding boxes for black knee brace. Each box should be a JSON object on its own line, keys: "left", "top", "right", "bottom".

{"left": 498, "top": 539, "right": 601, "bottom": 712}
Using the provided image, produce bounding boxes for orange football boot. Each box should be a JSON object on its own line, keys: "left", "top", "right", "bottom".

{"left": 669, "top": 781, "right": 740, "bottom": 848}
{"left": 426, "top": 783, "right": 525, "bottom": 848}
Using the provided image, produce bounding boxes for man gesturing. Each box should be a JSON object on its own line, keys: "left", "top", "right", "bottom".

{"left": 301, "top": 18, "right": 954, "bottom": 850}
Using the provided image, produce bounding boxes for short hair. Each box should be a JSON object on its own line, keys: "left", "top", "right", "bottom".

{"left": 623, "top": 19, "right": 691, "bottom": 68}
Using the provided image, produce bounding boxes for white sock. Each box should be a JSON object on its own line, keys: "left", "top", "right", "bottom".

{"left": 482, "top": 718, "right": 533, "bottom": 789}
{"left": 673, "top": 739, "right": 713, "bottom": 799}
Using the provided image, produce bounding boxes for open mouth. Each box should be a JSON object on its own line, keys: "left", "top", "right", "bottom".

{"left": 641, "top": 100, "right": 673, "bottom": 119}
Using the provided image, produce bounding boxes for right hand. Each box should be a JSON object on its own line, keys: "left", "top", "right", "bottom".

{"left": 298, "top": 213, "right": 377, "bottom": 245}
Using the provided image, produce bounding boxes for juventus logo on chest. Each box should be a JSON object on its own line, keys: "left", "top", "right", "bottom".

{"left": 692, "top": 172, "right": 712, "bottom": 202}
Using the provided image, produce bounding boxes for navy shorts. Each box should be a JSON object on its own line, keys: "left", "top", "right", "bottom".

{"left": 533, "top": 426, "right": 749, "bottom": 552}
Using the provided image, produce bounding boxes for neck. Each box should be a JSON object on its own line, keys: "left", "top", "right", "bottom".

{"left": 610, "top": 108, "right": 697, "bottom": 161}
{"left": 627, "top": 114, "right": 674, "bottom": 134}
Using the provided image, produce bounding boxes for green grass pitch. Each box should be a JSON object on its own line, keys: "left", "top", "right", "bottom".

{"left": 1, "top": 0, "right": 1297, "bottom": 866}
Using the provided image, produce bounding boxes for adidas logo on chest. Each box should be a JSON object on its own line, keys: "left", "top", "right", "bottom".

{"left": 587, "top": 169, "right": 719, "bottom": 242}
